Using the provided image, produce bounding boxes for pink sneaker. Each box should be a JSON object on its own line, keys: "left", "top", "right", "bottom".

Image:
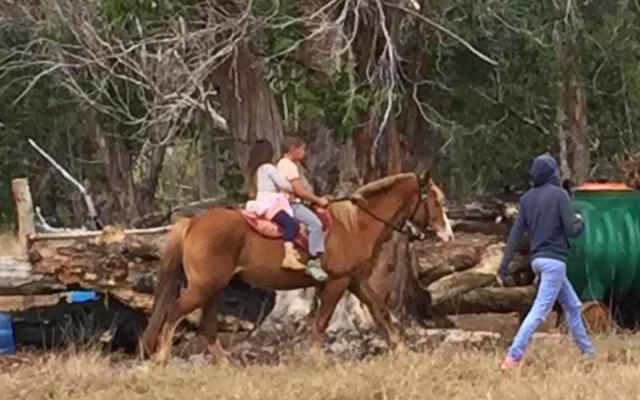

{"left": 500, "top": 355, "right": 522, "bottom": 370}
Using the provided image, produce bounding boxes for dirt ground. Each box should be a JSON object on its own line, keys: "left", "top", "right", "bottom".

{"left": 450, "top": 312, "right": 558, "bottom": 334}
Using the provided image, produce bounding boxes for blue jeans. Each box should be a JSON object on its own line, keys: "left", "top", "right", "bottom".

{"left": 272, "top": 211, "right": 298, "bottom": 242}
{"left": 508, "top": 257, "right": 594, "bottom": 359}
{"left": 291, "top": 203, "right": 325, "bottom": 256}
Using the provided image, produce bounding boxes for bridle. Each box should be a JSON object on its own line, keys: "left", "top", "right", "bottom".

{"left": 331, "top": 177, "right": 432, "bottom": 241}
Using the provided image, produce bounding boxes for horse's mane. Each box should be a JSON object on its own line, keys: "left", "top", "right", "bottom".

{"left": 330, "top": 173, "right": 417, "bottom": 232}
{"left": 356, "top": 173, "right": 416, "bottom": 197}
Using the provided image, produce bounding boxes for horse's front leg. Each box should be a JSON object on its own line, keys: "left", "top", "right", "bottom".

{"left": 308, "top": 277, "right": 351, "bottom": 346}
{"left": 349, "top": 277, "right": 407, "bottom": 352}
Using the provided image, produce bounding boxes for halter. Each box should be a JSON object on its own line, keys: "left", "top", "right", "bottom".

{"left": 332, "top": 176, "right": 431, "bottom": 241}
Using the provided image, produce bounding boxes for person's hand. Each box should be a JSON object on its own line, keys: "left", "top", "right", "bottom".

{"left": 495, "top": 274, "right": 505, "bottom": 287}
{"left": 316, "top": 197, "right": 330, "bottom": 208}
{"left": 575, "top": 213, "right": 583, "bottom": 221}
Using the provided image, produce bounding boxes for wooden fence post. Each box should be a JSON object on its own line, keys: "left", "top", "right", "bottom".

{"left": 11, "top": 178, "right": 35, "bottom": 254}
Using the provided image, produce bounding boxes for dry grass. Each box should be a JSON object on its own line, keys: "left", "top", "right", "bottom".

{"left": 1, "top": 334, "right": 639, "bottom": 400}
{"left": 0, "top": 232, "right": 22, "bottom": 256}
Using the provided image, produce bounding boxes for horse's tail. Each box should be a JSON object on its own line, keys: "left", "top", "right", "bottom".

{"left": 141, "top": 217, "right": 191, "bottom": 357}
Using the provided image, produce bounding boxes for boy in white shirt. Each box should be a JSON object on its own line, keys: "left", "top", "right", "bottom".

{"left": 277, "top": 136, "right": 330, "bottom": 282}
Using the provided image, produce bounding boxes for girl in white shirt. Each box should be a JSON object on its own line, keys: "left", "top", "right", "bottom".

{"left": 245, "top": 140, "right": 306, "bottom": 271}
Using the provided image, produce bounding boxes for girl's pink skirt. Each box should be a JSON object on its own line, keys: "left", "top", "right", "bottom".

{"left": 245, "top": 192, "right": 293, "bottom": 220}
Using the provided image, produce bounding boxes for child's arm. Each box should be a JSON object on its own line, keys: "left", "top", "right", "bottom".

{"left": 266, "top": 165, "right": 293, "bottom": 192}
{"left": 558, "top": 191, "right": 584, "bottom": 238}
{"left": 497, "top": 204, "right": 526, "bottom": 279}
{"left": 290, "top": 180, "right": 329, "bottom": 207}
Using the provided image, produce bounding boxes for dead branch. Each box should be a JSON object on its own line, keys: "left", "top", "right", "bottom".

{"left": 28, "top": 138, "right": 99, "bottom": 227}
{"left": 385, "top": 2, "right": 499, "bottom": 66}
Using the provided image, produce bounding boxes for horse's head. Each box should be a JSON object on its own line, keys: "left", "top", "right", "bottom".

{"left": 408, "top": 169, "right": 454, "bottom": 243}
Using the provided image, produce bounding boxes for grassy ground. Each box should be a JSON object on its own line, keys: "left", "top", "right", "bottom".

{"left": 1, "top": 334, "right": 638, "bottom": 400}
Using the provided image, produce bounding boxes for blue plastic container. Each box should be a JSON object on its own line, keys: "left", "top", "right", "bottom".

{"left": 0, "top": 312, "right": 15, "bottom": 355}
{"left": 67, "top": 290, "right": 97, "bottom": 303}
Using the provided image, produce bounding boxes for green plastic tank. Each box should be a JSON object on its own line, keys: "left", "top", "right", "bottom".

{"left": 568, "top": 182, "right": 640, "bottom": 303}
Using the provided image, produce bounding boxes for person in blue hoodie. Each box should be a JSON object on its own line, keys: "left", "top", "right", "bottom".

{"left": 497, "top": 153, "right": 594, "bottom": 370}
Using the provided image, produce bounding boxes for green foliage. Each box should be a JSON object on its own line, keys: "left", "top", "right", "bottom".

{"left": 416, "top": 0, "right": 640, "bottom": 191}
{"left": 273, "top": 63, "right": 373, "bottom": 138}
{"left": 258, "top": 0, "right": 374, "bottom": 138}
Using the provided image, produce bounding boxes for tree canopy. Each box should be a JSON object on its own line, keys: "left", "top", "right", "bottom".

{"left": 1, "top": 0, "right": 638, "bottom": 226}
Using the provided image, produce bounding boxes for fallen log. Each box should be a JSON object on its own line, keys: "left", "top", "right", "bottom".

{"left": 26, "top": 226, "right": 163, "bottom": 307}
{"left": 0, "top": 293, "right": 66, "bottom": 311}
{"left": 0, "top": 255, "right": 66, "bottom": 295}
{"left": 447, "top": 199, "right": 518, "bottom": 221}
{"left": 427, "top": 243, "right": 505, "bottom": 305}
{"left": 0, "top": 226, "right": 274, "bottom": 331}
{"left": 413, "top": 233, "right": 501, "bottom": 287}
{"left": 433, "top": 286, "right": 536, "bottom": 315}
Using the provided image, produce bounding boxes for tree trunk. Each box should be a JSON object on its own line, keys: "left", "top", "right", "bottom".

{"left": 197, "top": 121, "right": 224, "bottom": 199}
{"left": 386, "top": 113, "right": 402, "bottom": 176}
{"left": 553, "top": 1, "right": 590, "bottom": 184}
{"left": 211, "top": 41, "right": 284, "bottom": 170}
{"left": 136, "top": 132, "right": 172, "bottom": 215}
{"left": 89, "top": 105, "right": 139, "bottom": 223}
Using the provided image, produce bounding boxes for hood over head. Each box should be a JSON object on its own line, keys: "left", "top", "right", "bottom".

{"left": 530, "top": 153, "right": 560, "bottom": 187}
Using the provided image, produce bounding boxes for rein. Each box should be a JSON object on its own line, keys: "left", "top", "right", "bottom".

{"left": 330, "top": 187, "right": 428, "bottom": 240}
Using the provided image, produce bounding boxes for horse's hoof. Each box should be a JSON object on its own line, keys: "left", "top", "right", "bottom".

{"left": 212, "top": 357, "right": 231, "bottom": 367}
{"left": 391, "top": 341, "right": 408, "bottom": 354}
{"left": 152, "top": 353, "right": 169, "bottom": 367}
{"left": 308, "top": 332, "right": 325, "bottom": 348}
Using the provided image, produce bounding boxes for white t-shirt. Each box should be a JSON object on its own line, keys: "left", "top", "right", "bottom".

{"left": 276, "top": 157, "right": 309, "bottom": 199}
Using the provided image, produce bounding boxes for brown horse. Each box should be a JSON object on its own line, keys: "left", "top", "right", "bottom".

{"left": 141, "top": 171, "right": 453, "bottom": 364}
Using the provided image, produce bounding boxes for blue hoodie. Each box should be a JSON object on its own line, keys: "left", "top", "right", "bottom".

{"left": 497, "top": 154, "right": 584, "bottom": 278}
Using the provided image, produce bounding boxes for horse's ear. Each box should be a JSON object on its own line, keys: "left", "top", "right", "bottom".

{"left": 420, "top": 159, "right": 433, "bottom": 186}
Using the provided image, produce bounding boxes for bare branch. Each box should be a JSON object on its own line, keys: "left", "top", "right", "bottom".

{"left": 28, "top": 138, "right": 99, "bottom": 224}
{"left": 385, "top": 2, "right": 499, "bottom": 66}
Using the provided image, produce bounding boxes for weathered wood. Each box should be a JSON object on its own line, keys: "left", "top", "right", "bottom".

{"left": 413, "top": 233, "right": 501, "bottom": 287}
{"left": 434, "top": 286, "right": 536, "bottom": 315}
{"left": 26, "top": 227, "right": 163, "bottom": 309}
{"left": 31, "top": 226, "right": 170, "bottom": 242}
{"left": 7, "top": 228, "right": 275, "bottom": 333}
{"left": 0, "top": 293, "right": 66, "bottom": 311}
{"left": 11, "top": 178, "right": 36, "bottom": 253}
{"left": 0, "top": 255, "right": 66, "bottom": 294}
{"left": 446, "top": 199, "right": 518, "bottom": 222}
{"left": 427, "top": 243, "right": 505, "bottom": 305}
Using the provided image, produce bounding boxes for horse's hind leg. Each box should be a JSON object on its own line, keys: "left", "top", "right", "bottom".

{"left": 154, "top": 284, "right": 208, "bottom": 365}
{"left": 309, "top": 277, "right": 351, "bottom": 346}
{"left": 349, "top": 279, "right": 405, "bottom": 352}
{"left": 200, "top": 292, "right": 230, "bottom": 365}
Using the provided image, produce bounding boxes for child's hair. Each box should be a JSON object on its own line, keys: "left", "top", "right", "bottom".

{"left": 281, "top": 136, "right": 305, "bottom": 153}
{"left": 246, "top": 140, "right": 275, "bottom": 198}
